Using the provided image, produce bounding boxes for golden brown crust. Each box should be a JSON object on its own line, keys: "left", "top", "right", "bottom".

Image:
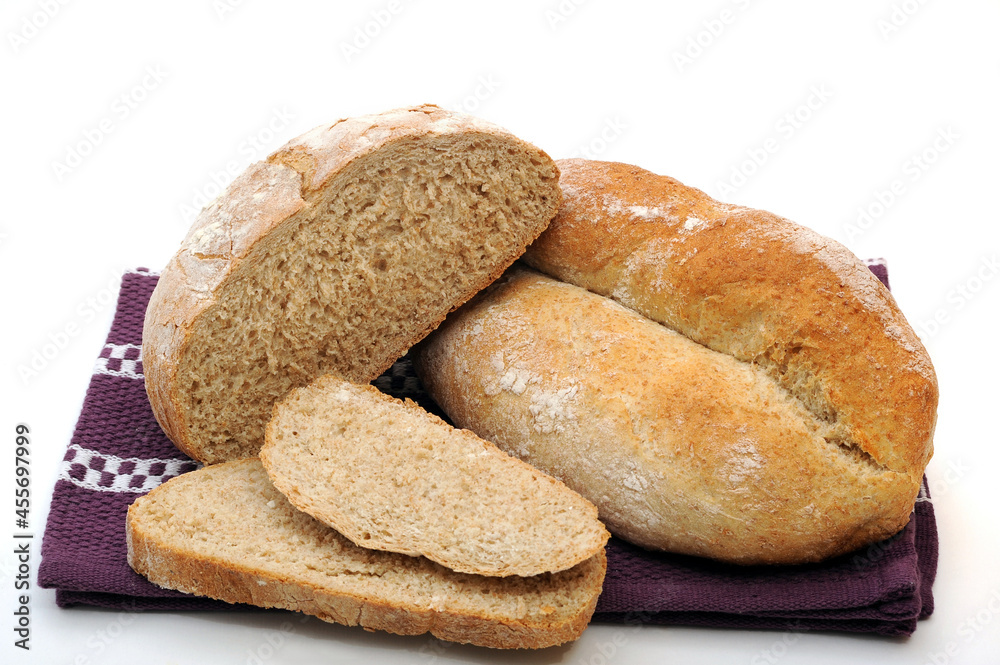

{"left": 524, "top": 159, "right": 937, "bottom": 476}
{"left": 143, "top": 161, "right": 306, "bottom": 457}
{"left": 415, "top": 159, "right": 938, "bottom": 565}
{"left": 266, "top": 104, "right": 521, "bottom": 195}
{"left": 415, "top": 267, "right": 919, "bottom": 564}
{"left": 127, "top": 537, "right": 603, "bottom": 649}
{"left": 142, "top": 105, "right": 561, "bottom": 463}
{"left": 126, "top": 459, "right": 605, "bottom": 649}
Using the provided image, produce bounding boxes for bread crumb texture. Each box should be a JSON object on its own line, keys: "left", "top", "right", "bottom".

{"left": 261, "top": 376, "right": 608, "bottom": 577}
{"left": 142, "top": 105, "right": 560, "bottom": 464}
{"left": 126, "top": 459, "right": 606, "bottom": 649}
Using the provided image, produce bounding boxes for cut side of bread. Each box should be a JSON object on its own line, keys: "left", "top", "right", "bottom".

{"left": 126, "top": 459, "right": 606, "bottom": 649}
{"left": 260, "top": 376, "right": 609, "bottom": 577}
{"left": 142, "top": 105, "right": 561, "bottom": 465}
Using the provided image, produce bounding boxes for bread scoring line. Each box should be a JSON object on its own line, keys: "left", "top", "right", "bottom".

{"left": 595, "top": 259, "right": 889, "bottom": 473}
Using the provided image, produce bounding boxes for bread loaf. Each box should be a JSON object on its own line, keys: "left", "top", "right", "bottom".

{"left": 414, "top": 160, "right": 937, "bottom": 565}
{"left": 142, "top": 105, "right": 561, "bottom": 464}
{"left": 259, "top": 375, "right": 609, "bottom": 577}
{"left": 126, "top": 458, "right": 606, "bottom": 649}
{"left": 524, "top": 159, "right": 936, "bottom": 477}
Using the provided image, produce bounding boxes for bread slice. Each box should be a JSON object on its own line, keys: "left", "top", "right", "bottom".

{"left": 142, "top": 104, "right": 562, "bottom": 465}
{"left": 126, "top": 459, "right": 606, "bottom": 649}
{"left": 259, "top": 376, "right": 609, "bottom": 577}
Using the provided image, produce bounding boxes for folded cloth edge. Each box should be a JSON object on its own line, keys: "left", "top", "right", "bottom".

{"left": 37, "top": 260, "right": 937, "bottom": 638}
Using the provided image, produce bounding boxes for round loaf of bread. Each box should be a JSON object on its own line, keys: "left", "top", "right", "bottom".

{"left": 415, "top": 159, "right": 938, "bottom": 565}
{"left": 142, "top": 105, "right": 561, "bottom": 464}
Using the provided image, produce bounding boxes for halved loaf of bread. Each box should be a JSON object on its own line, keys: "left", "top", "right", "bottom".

{"left": 142, "top": 104, "right": 561, "bottom": 465}
{"left": 126, "top": 458, "right": 606, "bottom": 649}
{"left": 260, "top": 376, "right": 609, "bottom": 577}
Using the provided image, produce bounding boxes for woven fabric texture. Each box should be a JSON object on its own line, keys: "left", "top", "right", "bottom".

{"left": 38, "top": 261, "right": 936, "bottom": 636}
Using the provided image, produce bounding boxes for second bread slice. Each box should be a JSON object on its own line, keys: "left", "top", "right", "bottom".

{"left": 260, "top": 375, "right": 609, "bottom": 577}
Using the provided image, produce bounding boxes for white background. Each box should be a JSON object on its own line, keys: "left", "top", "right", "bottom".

{"left": 2, "top": 0, "right": 999, "bottom": 663}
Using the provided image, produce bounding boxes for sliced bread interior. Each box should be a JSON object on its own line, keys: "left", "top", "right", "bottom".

{"left": 260, "top": 376, "right": 610, "bottom": 577}
{"left": 142, "top": 105, "right": 561, "bottom": 465}
{"left": 126, "top": 458, "right": 606, "bottom": 649}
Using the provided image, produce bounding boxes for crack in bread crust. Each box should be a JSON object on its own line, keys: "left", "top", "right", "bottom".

{"left": 522, "top": 159, "right": 936, "bottom": 478}
{"left": 416, "top": 158, "right": 937, "bottom": 565}
{"left": 415, "top": 265, "right": 917, "bottom": 564}
{"left": 611, "top": 240, "right": 888, "bottom": 474}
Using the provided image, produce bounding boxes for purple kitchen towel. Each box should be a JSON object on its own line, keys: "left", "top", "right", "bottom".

{"left": 39, "top": 260, "right": 937, "bottom": 637}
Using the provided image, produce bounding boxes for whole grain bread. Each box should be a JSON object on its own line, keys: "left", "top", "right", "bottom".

{"left": 414, "top": 160, "right": 938, "bottom": 565}
{"left": 260, "top": 375, "right": 609, "bottom": 577}
{"left": 142, "top": 105, "right": 561, "bottom": 465}
{"left": 126, "top": 458, "right": 606, "bottom": 649}
{"left": 524, "top": 159, "right": 936, "bottom": 477}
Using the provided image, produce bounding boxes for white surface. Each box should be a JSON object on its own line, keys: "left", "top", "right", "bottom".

{"left": 1, "top": 0, "right": 998, "bottom": 663}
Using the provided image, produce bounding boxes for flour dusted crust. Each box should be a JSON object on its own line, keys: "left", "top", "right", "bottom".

{"left": 415, "top": 159, "right": 938, "bottom": 565}
{"left": 143, "top": 161, "right": 307, "bottom": 450}
{"left": 142, "top": 105, "right": 561, "bottom": 463}
{"left": 267, "top": 106, "right": 517, "bottom": 195}
{"left": 524, "top": 160, "right": 936, "bottom": 476}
